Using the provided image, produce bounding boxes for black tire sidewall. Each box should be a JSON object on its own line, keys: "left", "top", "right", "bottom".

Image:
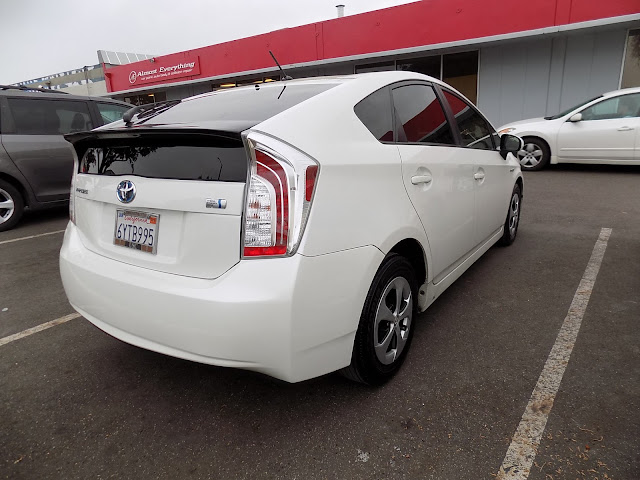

{"left": 499, "top": 184, "right": 522, "bottom": 246}
{"left": 0, "top": 180, "right": 24, "bottom": 232}
{"left": 520, "top": 137, "right": 550, "bottom": 171}
{"left": 351, "top": 254, "right": 418, "bottom": 385}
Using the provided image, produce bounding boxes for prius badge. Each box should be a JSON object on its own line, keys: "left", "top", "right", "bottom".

{"left": 116, "top": 180, "right": 136, "bottom": 203}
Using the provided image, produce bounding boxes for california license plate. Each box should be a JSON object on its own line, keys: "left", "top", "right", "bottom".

{"left": 114, "top": 210, "right": 159, "bottom": 254}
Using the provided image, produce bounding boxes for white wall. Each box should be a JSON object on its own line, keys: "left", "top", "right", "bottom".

{"left": 478, "top": 28, "right": 627, "bottom": 127}
{"left": 59, "top": 81, "right": 107, "bottom": 96}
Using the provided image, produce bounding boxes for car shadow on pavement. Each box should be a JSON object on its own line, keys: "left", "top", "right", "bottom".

{"left": 546, "top": 164, "right": 640, "bottom": 174}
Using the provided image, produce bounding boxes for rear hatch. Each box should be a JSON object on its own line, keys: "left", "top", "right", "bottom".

{"left": 69, "top": 130, "right": 247, "bottom": 279}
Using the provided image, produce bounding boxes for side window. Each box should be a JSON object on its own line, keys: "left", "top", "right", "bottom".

{"left": 580, "top": 94, "right": 640, "bottom": 121}
{"left": 391, "top": 84, "right": 455, "bottom": 145}
{"left": 7, "top": 98, "right": 92, "bottom": 135}
{"left": 97, "top": 102, "right": 131, "bottom": 125}
{"left": 354, "top": 87, "right": 393, "bottom": 142}
{"left": 442, "top": 90, "right": 494, "bottom": 150}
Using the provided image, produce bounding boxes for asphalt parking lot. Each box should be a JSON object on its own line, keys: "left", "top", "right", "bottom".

{"left": 1, "top": 165, "right": 639, "bottom": 480}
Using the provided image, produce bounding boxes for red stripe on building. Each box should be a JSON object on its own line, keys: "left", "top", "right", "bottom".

{"left": 104, "top": 0, "right": 640, "bottom": 92}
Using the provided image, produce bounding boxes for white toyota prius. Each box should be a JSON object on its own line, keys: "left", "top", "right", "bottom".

{"left": 498, "top": 87, "right": 640, "bottom": 171}
{"left": 60, "top": 71, "right": 524, "bottom": 384}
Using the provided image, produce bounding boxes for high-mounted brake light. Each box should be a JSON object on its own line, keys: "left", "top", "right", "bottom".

{"left": 242, "top": 133, "right": 319, "bottom": 258}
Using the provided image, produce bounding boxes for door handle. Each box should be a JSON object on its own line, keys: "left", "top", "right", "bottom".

{"left": 411, "top": 174, "right": 432, "bottom": 185}
{"left": 617, "top": 126, "right": 634, "bottom": 131}
{"left": 473, "top": 172, "right": 485, "bottom": 180}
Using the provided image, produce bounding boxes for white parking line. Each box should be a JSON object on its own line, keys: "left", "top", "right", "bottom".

{"left": 497, "top": 227, "right": 612, "bottom": 479}
{"left": 0, "top": 313, "right": 81, "bottom": 347}
{"left": 0, "top": 229, "right": 66, "bottom": 246}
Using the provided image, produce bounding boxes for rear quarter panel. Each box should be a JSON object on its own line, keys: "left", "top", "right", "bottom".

{"left": 253, "top": 75, "right": 433, "bottom": 279}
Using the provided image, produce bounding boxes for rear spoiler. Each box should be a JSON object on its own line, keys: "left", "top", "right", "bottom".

{"left": 64, "top": 127, "right": 244, "bottom": 146}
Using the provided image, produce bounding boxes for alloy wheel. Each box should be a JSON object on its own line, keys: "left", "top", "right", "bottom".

{"left": 0, "top": 188, "right": 15, "bottom": 225}
{"left": 374, "top": 276, "right": 413, "bottom": 365}
{"left": 508, "top": 192, "right": 520, "bottom": 237}
{"left": 517, "top": 142, "right": 544, "bottom": 168}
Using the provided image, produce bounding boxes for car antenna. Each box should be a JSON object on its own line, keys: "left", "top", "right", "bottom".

{"left": 269, "top": 51, "right": 293, "bottom": 81}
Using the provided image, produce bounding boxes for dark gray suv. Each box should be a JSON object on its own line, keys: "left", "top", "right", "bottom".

{"left": 0, "top": 86, "right": 132, "bottom": 231}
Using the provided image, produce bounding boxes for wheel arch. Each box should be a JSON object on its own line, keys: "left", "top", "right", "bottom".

{"left": 515, "top": 175, "right": 523, "bottom": 196}
{"left": 521, "top": 134, "right": 552, "bottom": 156}
{"left": 387, "top": 238, "right": 427, "bottom": 286}
{"left": 0, "top": 172, "right": 30, "bottom": 207}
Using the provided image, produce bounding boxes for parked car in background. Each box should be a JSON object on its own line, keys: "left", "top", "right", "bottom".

{"left": 498, "top": 87, "right": 640, "bottom": 171}
{"left": 60, "top": 71, "right": 524, "bottom": 385}
{"left": 0, "top": 85, "right": 132, "bottom": 231}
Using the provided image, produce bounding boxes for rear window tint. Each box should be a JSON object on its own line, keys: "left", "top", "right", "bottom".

{"left": 79, "top": 135, "right": 246, "bottom": 182}
{"left": 354, "top": 87, "right": 394, "bottom": 141}
{"left": 7, "top": 98, "right": 92, "bottom": 135}
{"left": 392, "top": 84, "right": 455, "bottom": 145}
{"left": 149, "top": 83, "right": 338, "bottom": 125}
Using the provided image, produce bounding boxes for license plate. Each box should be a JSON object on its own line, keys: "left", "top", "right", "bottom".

{"left": 114, "top": 210, "right": 159, "bottom": 254}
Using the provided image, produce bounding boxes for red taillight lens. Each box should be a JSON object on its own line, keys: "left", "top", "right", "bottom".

{"left": 243, "top": 245, "right": 287, "bottom": 256}
{"left": 305, "top": 165, "right": 318, "bottom": 202}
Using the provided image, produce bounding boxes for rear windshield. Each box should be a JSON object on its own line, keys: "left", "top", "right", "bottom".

{"left": 146, "top": 83, "right": 338, "bottom": 126}
{"left": 79, "top": 135, "right": 246, "bottom": 182}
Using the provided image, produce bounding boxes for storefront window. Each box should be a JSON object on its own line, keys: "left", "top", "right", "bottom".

{"left": 621, "top": 29, "right": 640, "bottom": 88}
{"left": 396, "top": 51, "right": 479, "bottom": 104}
{"left": 123, "top": 92, "right": 167, "bottom": 106}
{"left": 397, "top": 56, "right": 440, "bottom": 78}
{"left": 355, "top": 62, "right": 395, "bottom": 73}
{"left": 442, "top": 51, "right": 478, "bottom": 104}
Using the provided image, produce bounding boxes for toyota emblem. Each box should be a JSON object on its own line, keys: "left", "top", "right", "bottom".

{"left": 116, "top": 180, "right": 136, "bottom": 203}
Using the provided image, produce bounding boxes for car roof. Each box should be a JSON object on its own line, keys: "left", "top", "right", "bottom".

{"left": 0, "top": 87, "right": 130, "bottom": 105}
{"left": 603, "top": 86, "right": 640, "bottom": 97}
{"left": 79, "top": 71, "right": 459, "bottom": 137}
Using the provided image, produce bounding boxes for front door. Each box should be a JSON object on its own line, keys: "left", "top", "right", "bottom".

{"left": 557, "top": 93, "right": 640, "bottom": 162}
{"left": 440, "top": 89, "right": 512, "bottom": 244}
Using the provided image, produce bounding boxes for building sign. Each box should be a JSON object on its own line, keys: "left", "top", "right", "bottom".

{"left": 128, "top": 56, "right": 200, "bottom": 85}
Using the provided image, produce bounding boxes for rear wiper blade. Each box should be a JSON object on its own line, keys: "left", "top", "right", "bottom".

{"left": 123, "top": 100, "right": 181, "bottom": 126}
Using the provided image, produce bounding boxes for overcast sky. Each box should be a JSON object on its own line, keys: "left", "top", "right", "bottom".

{"left": 0, "top": 0, "right": 417, "bottom": 85}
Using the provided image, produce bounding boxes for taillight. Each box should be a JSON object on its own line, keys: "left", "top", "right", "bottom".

{"left": 242, "top": 133, "right": 319, "bottom": 258}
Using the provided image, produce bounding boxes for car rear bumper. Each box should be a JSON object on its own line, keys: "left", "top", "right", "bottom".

{"left": 59, "top": 223, "right": 383, "bottom": 382}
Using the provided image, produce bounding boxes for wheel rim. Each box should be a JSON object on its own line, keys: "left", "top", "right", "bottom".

{"left": 374, "top": 276, "right": 413, "bottom": 365}
{"left": 508, "top": 193, "right": 520, "bottom": 237}
{"left": 0, "top": 188, "right": 15, "bottom": 225}
{"left": 517, "top": 142, "right": 543, "bottom": 168}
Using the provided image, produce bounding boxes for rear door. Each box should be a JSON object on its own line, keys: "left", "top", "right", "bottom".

{"left": 1, "top": 97, "right": 93, "bottom": 202}
{"left": 557, "top": 93, "right": 640, "bottom": 162}
{"left": 71, "top": 131, "right": 247, "bottom": 279}
{"left": 391, "top": 82, "right": 476, "bottom": 281}
{"left": 439, "top": 88, "right": 512, "bottom": 245}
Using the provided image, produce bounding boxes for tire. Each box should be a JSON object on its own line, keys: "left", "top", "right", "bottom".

{"left": 341, "top": 254, "right": 417, "bottom": 385}
{"left": 517, "top": 137, "right": 550, "bottom": 171}
{"left": 0, "top": 179, "right": 24, "bottom": 232}
{"left": 498, "top": 183, "right": 522, "bottom": 247}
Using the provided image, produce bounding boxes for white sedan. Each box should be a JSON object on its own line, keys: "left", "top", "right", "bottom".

{"left": 498, "top": 87, "right": 640, "bottom": 171}
{"left": 60, "top": 71, "right": 523, "bottom": 384}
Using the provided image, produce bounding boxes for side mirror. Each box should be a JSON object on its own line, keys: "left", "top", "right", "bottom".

{"left": 569, "top": 113, "right": 582, "bottom": 122}
{"left": 499, "top": 134, "right": 523, "bottom": 160}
